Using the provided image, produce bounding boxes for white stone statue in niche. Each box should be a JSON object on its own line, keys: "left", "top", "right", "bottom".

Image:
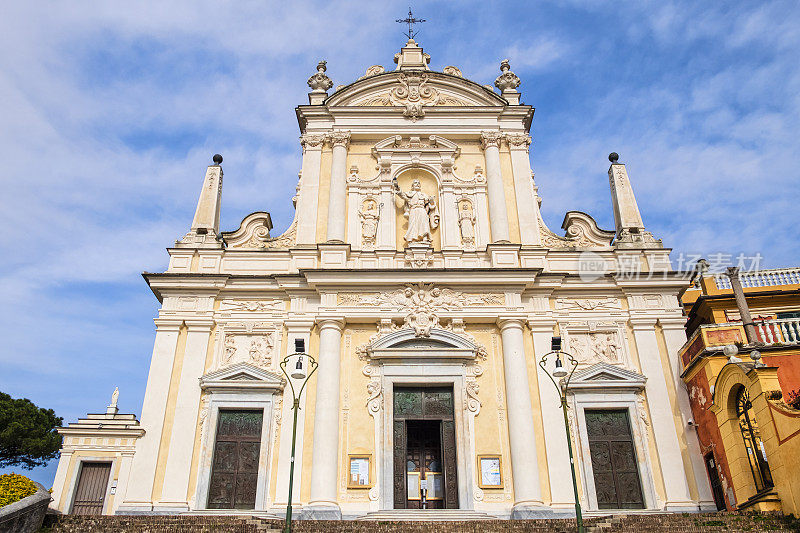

{"left": 393, "top": 178, "right": 439, "bottom": 244}
{"left": 358, "top": 197, "right": 381, "bottom": 248}
{"left": 457, "top": 200, "right": 475, "bottom": 246}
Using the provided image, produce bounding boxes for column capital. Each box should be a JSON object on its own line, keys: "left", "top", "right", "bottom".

{"left": 527, "top": 319, "right": 556, "bottom": 333}
{"left": 480, "top": 130, "right": 504, "bottom": 150}
{"left": 327, "top": 130, "right": 351, "bottom": 148}
{"left": 630, "top": 317, "right": 658, "bottom": 330}
{"left": 300, "top": 133, "right": 326, "bottom": 152}
{"left": 659, "top": 317, "right": 689, "bottom": 331}
{"left": 285, "top": 319, "right": 316, "bottom": 332}
{"left": 506, "top": 133, "right": 531, "bottom": 151}
{"left": 184, "top": 318, "right": 215, "bottom": 331}
{"left": 316, "top": 316, "right": 346, "bottom": 331}
{"left": 497, "top": 316, "right": 526, "bottom": 331}
{"left": 153, "top": 318, "right": 184, "bottom": 331}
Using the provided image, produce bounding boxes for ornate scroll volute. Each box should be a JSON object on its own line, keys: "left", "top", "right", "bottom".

{"left": 362, "top": 362, "right": 383, "bottom": 417}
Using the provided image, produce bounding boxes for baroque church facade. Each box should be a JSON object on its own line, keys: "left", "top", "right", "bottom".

{"left": 49, "top": 39, "right": 716, "bottom": 519}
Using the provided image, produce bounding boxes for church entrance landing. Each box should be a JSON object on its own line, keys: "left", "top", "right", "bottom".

{"left": 393, "top": 387, "right": 458, "bottom": 509}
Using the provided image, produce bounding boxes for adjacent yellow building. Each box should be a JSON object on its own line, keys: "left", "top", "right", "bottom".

{"left": 679, "top": 266, "right": 800, "bottom": 515}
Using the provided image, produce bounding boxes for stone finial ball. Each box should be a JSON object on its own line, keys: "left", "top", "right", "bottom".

{"left": 608, "top": 152, "right": 619, "bottom": 163}
{"left": 213, "top": 154, "right": 223, "bottom": 165}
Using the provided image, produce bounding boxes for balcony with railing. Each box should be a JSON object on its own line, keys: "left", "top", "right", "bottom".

{"left": 679, "top": 316, "right": 800, "bottom": 371}
{"left": 714, "top": 267, "right": 800, "bottom": 290}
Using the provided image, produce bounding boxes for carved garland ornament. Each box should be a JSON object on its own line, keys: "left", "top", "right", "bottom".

{"left": 339, "top": 283, "right": 504, "bottom": 337}
{"left": 360, "top": 72, "right": 465, "bottom": 120}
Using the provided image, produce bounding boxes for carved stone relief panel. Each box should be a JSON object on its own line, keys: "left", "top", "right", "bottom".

{"left": 214, "top": 322, "right": 280, "bottom": 371}
{"left": 555, "top": 297, "right": 622, "bottom": 312}
{"left": 561, "top": 322, "right": 630, "bottom": 368}
{"left": 337, "top": 283, "right": 504, "bottom": 336}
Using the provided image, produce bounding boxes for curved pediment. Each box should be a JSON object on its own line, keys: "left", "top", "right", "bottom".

{"left": 326, "top": 71, "right": 507, "bottom": 112}
{"left": 359, "top": 327, "right": 485, "bottom": 363}
{"left": 372, "top": 327, "right": 478, "bottom": 350}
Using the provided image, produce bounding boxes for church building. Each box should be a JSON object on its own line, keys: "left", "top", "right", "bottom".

{"left": 49, "top": 37, "right": 716, "bottom": 519}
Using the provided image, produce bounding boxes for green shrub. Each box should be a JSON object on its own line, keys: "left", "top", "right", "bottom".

{"left": 0, "top": 473, "right": 37, "bottom": 507}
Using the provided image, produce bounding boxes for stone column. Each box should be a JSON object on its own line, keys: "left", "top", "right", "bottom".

{"left": 307, "top": 317, "right": 345, "bottom": 518}
{"left": 660, "top": 318, "right": 717, "bottom": 510}
{"left": 120, "top": 319, "right": 183, "bottom": 511}
{"left": 326, "top": 131, "right": 351, "bottom": 242}
{"left": 726, "top": 267, "right": 758, "bottom": 343}
{"left": 498, "top": 318, "right": 546, "bottom": 517}
{"left": 530, "top": 321, "right": 574, "bottom": 510}
{"left": 507, "top": 134, "right": 541, "bottom": 245}
{"left": 159, "top": 319, "right": 214, "bottom": 510}
{"left": 296, "top": 134, "right": 325, "bottom": 244}
{"left": 481, "top": 131, "right": 510, "bottom": 242}
{"left": 630, "top": 319, "right": 695, "bottom": 511}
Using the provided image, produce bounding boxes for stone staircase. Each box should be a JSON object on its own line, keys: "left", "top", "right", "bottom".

{"left": 39, "top": 511, "right": 800, "bottom": 532}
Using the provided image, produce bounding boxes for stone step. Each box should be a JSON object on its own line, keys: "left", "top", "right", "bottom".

{"left": 356, "top": 509, "right": 499, "bottom": 521}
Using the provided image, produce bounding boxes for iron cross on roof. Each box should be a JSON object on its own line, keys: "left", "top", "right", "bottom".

{"left": 396, "top": 8, "right": 426, "bottom": 40}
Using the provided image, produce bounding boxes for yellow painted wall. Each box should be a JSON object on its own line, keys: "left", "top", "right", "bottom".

{"left": 299, "top": 327, "right": 321, "bottom": 503}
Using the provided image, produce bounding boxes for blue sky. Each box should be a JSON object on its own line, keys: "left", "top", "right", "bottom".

{"left": 1, "top": 1, "right": 798, "bottom": 486}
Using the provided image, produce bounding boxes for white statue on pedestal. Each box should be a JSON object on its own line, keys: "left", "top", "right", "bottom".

{"left": 394, "top": 178, "right": 439, "bottom": 244}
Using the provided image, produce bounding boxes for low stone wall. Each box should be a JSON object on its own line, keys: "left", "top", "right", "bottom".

{"left": 0, "top": 482, "right": 52, "bottom": 533}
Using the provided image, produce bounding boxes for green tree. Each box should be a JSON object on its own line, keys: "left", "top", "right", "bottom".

{"left": 0, "top": 392, "right": 62, "bottom": 469}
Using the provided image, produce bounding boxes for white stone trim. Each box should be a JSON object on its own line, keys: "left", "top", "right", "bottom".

{"left": 376, "top": 365, "right": 476, "bottom": 511}
{"left": 568, "top": 391, "right": 660, "bottom": 512}
{"left": 64, "top": 456, "right": 119, "bottom": 516}
{"left": 193, "top": 394, "right": 277, "bottom": 511}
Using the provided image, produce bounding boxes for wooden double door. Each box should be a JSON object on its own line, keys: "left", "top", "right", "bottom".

{"left": 207, "top": 409, "right": 263, "bottom": 509}
{"left": 393, "top": 387, "right": 458, "bottom": 509}
{"left": 586, "top": 409, "right": 644, "bottom": 509}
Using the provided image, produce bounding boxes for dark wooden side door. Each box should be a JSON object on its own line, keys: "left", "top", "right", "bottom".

{"left": 393, "top": 387, "right": 458, "bottom": 509}
{"left": 72, "top": 462, "right": 111, "bottom": 515}
{"left": 705, "top": 453, "right": 727, "bottom": 511}
{"left": 207, "top": 409, "right": 263, "bottom": 509}
{"left": 585, "top": 409, "right": 644, "bottom": 509}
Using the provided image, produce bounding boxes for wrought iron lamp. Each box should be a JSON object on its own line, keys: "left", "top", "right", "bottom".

{"left": 538, "top": 336, "right": 584, "bottom": 533}
{"left": 279, "top": 339, "right": 318, "bottom": 533}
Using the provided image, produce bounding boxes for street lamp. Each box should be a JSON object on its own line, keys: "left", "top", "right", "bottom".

{"left": 538, "top": 336, "right": 584, "bottom": 533}
{"left": 279, "top": 339, "right": 318, "bottom": 533}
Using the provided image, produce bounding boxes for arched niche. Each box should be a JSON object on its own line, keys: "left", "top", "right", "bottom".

{"left": 393, "top": 167, "right": 441, "bottom": 251}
